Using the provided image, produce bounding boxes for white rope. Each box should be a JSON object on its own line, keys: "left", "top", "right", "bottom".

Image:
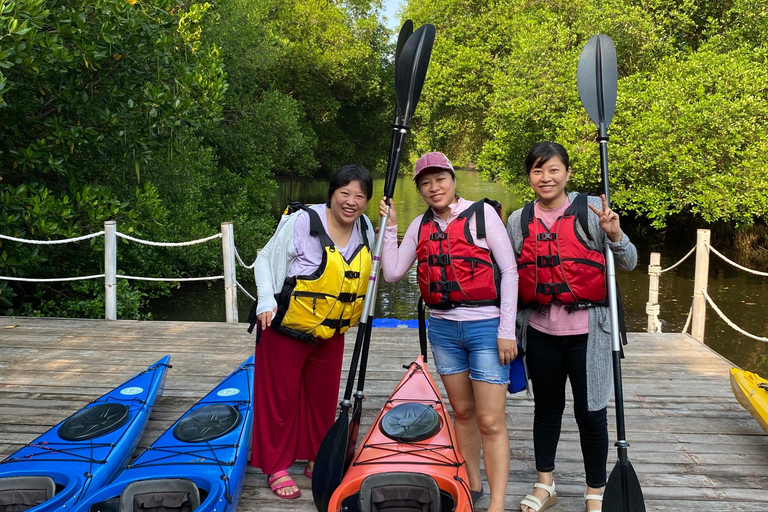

{"left": 0, "top": 274, "right": 105, "bottom": 282}
{"left": 235, "top": 247, "right": 256, "bottom": 269}
{"left": 659, "top": 245, "right": 696, "bottom": 274}
{"left": 236, "top": 280, "right": 255, "bottom": 301}
{"left": 702, "top": 290, "right": 768, "bottom": 342}
{"left": 705, "top": 242, "right": 768, "bottom": 277}
{"left": 0, "top": 232, "right": 105, "bottom": 244}
{"left": 681, "top": 300, "right": 693, "bottom": 335}
{"left": 115, "top": 232, "right": 222, "bottom": 247}
{"left": 117, "top": 275, "right": 224, "bottom": 282}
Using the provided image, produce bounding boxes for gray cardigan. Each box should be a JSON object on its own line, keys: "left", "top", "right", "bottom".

{"left": 507, "top": 192, "right": 638, "bottom": 411}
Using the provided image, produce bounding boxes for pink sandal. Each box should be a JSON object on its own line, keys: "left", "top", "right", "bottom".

{"left": 267, "top": 470, "right": 301, "bottom": 499}
{"left": 304, "top": 464, "right": 313, "bottom": 479}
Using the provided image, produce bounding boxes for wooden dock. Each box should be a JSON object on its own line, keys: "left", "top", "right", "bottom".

{"left": 0, "top": 317, "right": 765, "bottom": 511}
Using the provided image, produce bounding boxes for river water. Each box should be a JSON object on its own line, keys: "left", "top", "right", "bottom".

{"left": 148, "top": 171, "right": 768, "bottom": 376}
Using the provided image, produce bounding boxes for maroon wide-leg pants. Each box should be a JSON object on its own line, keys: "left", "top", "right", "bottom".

{"left": 249, "top": 326, "right": 344, "bottom": 474}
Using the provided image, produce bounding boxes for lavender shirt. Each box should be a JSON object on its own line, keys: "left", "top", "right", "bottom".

{"left": 381, "top": 197, "right": 518, "bottom": 340}
{"left": 289, "top": 205, "right": 364, "bottom": 276}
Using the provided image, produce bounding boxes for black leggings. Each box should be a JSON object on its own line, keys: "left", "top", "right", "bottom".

{"left": 526, "top": 326, "right": 608, "bottom": 488}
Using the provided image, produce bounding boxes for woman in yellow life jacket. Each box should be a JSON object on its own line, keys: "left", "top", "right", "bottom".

{"left": 250, "top": 165, "right": 375, "bottom": 500}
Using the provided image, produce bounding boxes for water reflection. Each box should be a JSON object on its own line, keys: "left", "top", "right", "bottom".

{"left": 149, "top": 172, "right": 768, "bottom": 377}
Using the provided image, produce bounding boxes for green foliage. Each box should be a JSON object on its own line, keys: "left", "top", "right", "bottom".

{"left": 403, "top": 0, "right": 768, "bottom": 228}
{"left": 206, "top": 0, "right": 393, "bottom": 177}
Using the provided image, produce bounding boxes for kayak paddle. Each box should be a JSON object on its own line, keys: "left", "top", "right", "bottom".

{"left": 343, "top": 20, "right": 414, "bottom": 475}
{"left": 577, "top": 33, "right": 646, "bottom": 512}
{"left": 312, "top": 22, "right": 435, "bottom": 512}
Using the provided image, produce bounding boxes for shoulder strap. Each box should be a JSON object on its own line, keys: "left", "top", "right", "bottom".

{"left": 521, "top": 201, "right": 535, "bottom": 238}
{"left": 358, "top": 215, "right": 372, "bottom": 248}
{"left": 458, "top": 199, "right": 502, "bottom": 239}
{"left": 576, "top": 193, "right": 593, "bottom": 242}
{"left": 417, "top": 207, "right": 435, "bottom": 244}
{"left": 296, "top": 204, "right": 333, "bottom": 247}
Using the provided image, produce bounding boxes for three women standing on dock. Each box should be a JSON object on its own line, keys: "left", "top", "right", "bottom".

{"left": 508, "top": 141, "right": 637, "bottom": 512}
{"left": 249, "top": 165, "right": 375, "bottom": 500}
{"left": 379, "top": 151, "right": 518, "bottom": 512}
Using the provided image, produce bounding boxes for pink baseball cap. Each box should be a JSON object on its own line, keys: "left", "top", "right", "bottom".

{"left": 413, "top": 152, "right": 455, "bottom": 181}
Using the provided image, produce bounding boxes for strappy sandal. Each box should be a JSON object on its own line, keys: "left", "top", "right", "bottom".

{"left": 584, "top": 489, "right": 603, "bottom": 512}
{"left": 267, "top": 470, "right": 301, "bottom": 499}
{"left": 520, "top": 480, "right": 557, "bottom": 512}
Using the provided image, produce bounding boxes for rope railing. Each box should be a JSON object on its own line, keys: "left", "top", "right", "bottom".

{"left": 705, "top": 242, "right": 768, "bottom": 277}
{"left": 1, "top": 221, "right": 247, "bottom": 322}
{"left": 659, "top": 245, "right": 696, "bottom": 274}
{"left": 648, "top": 229, "right": 767, "bottom": 344}
{"left": 0, "top": 232, "right": 105, "bottom": 244}
{"left": 115, "top": 232, "right": 222, "bottom": 247}
{"left": 703, "top": 290, "right": 768, "bottom": 342}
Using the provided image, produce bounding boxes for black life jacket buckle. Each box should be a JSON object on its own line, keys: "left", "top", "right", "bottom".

{"left": 536, "top": 283, "right": 568, "bottom": 295}
{"left": 536, "top": 255, "right": 561, "bottom": 267}
{"left": 337, "top": 292, "right": 357, "bottom": 303}
{"left": 429, "top": 281, "right": 460, "bottom": 294}
{"left": 429, "top": 232, "right": 448, "bottom": 241}
{"left": 428, "top": 254, "right": 451, "bottom": 266}
{"left": 537, "top": 232, "right": 556, "bottom": 241}
{"left": 345, "top": 270, "right": 360, "bottom": 279}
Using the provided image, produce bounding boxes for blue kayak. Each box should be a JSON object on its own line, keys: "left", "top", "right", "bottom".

{"left": 0, "top": 355, "right": 171, "bottom": 512}
{"left": 70, "top": 356, "right": 254, "bottom": 512}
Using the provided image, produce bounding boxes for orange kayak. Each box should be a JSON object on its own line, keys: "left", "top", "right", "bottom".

{"left": 327, "top": 355, "right": 474, "bottom": 512}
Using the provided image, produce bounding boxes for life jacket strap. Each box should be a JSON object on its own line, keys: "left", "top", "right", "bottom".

{"left": 428, "top": 254, "right": 451, "bottom": 266}
{"left": 336, "top": 292, "right": 359, "bottom": 303}
{"left": 537, "top": 232, "right": 556, "bottom": 241}
{"left": 429, "top": 281, "right": 462, "bottom": 294}
{"left": 321, "top": 318, "right": 351, "bottom": 330}
{"left": 536, "top": 255, "right": 561, "bottom": 267}
{"left": 345, "top": 270, "right": 360, "bottom": 279}
{"left": 536, "top": 282, "right": 570, "bottom": 295}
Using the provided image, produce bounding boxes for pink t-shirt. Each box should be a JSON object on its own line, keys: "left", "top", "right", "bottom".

{"left": 381, "top": 197, "right": 518, "bottom": 341}
{"left": 527, "top": 199, "right": 589, "bottom": 335}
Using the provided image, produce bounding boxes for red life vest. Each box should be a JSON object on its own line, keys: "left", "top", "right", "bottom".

{"left": 517, "top": 193, "right": 607, "bottom": 309}
{"left": 416, "top": 199, "right": 502, "bottom": 310}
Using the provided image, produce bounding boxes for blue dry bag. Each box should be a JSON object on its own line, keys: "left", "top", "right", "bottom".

{"left": 507, "top": 343, "right": 526, "bottom": 394}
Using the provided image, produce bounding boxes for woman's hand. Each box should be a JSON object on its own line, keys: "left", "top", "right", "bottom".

{"left": 258, "top": 308, "right": 278, "bottom": 330}
{"left": 497, "top": 337, "right": 518, "bottom": 366}
{"left": 588, "top": 194, "right": 623, "bottom": 242}
{"left": 379, "top": 197, "right": 398, "bottom": 227}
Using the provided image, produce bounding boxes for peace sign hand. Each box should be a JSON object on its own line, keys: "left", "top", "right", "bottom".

{"left": 588, "top": 194, "right": 623, "bottom": 243}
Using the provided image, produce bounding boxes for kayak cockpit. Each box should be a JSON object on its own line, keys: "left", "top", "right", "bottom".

{"left": 88, "top": 479, "right": 207, "bottom": 512}
{"left": 0, "top": 475, "right": 57, "bottom": 512}
{"left": 338, "top": 473, "right": 453, "bottom": 512}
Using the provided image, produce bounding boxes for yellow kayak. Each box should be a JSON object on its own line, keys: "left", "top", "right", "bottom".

{"left": 730, "top": 367, "right": 768, "bottom": 434}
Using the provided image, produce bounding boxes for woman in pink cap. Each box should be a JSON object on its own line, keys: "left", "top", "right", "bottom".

{"left": 378, "top": 152, "right": 518, "bottom": 512}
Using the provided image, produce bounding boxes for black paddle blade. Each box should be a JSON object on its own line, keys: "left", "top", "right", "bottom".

{"left": 312, "top": 409, "right": 350, "bottom": 512}
{"left": 344, "top": 398, "right": 362, "bottom": 472}
{"left": 577, "top": 34, "right": 617, "bottom": 136}
{"left": 603, "top": 457, "right": 646, "bottom": 512}
{"left": 395, "top": 23, "right": 436, "bottom": 128}
{"left": 394, "top": 20, "right": 413, "bottom": 94}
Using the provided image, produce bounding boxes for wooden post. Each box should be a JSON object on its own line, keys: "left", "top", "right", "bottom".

{"left": 690, "top": 229, "right": 711, "bottom": 342}
{"left": 646, "top": 252, "right": 661, "bottom": 333}
{"left": 104, "top": 221, "right": 117, "bottom": 320}
{"left": 221, "top": 222, "right": 238, "bottom": 323}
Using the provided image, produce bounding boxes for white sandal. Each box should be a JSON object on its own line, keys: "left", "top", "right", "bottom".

{"left": 584, "top": 490, "right": 604, "bottom": 512}
{"left": 520, "top": 480, "right": 557, "bottom": 512}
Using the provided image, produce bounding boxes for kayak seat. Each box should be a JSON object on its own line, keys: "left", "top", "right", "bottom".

{"left": 0, "top": 476, "right": 56, "bottom": 512}
{"left": 118, "top": 479, "right": 201, "bottom": 512}
{"left": 360, "top": 473, "right": 440, "bottom": 512}
{"left": 59, "top": 403, "right": 130, "bottom": 441}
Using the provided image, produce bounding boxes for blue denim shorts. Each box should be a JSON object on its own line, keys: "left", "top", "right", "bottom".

{"left": 427, "top": 316, "right": 510, "bottom": 385}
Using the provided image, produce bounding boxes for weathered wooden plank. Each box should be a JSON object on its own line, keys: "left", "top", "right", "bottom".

{"left": 0, "top": 317, "right": 764, "bottom": 512}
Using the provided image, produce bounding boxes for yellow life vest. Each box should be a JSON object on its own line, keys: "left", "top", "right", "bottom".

{"left": 272, "top": 204, "right": 372, "bottom": 344}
